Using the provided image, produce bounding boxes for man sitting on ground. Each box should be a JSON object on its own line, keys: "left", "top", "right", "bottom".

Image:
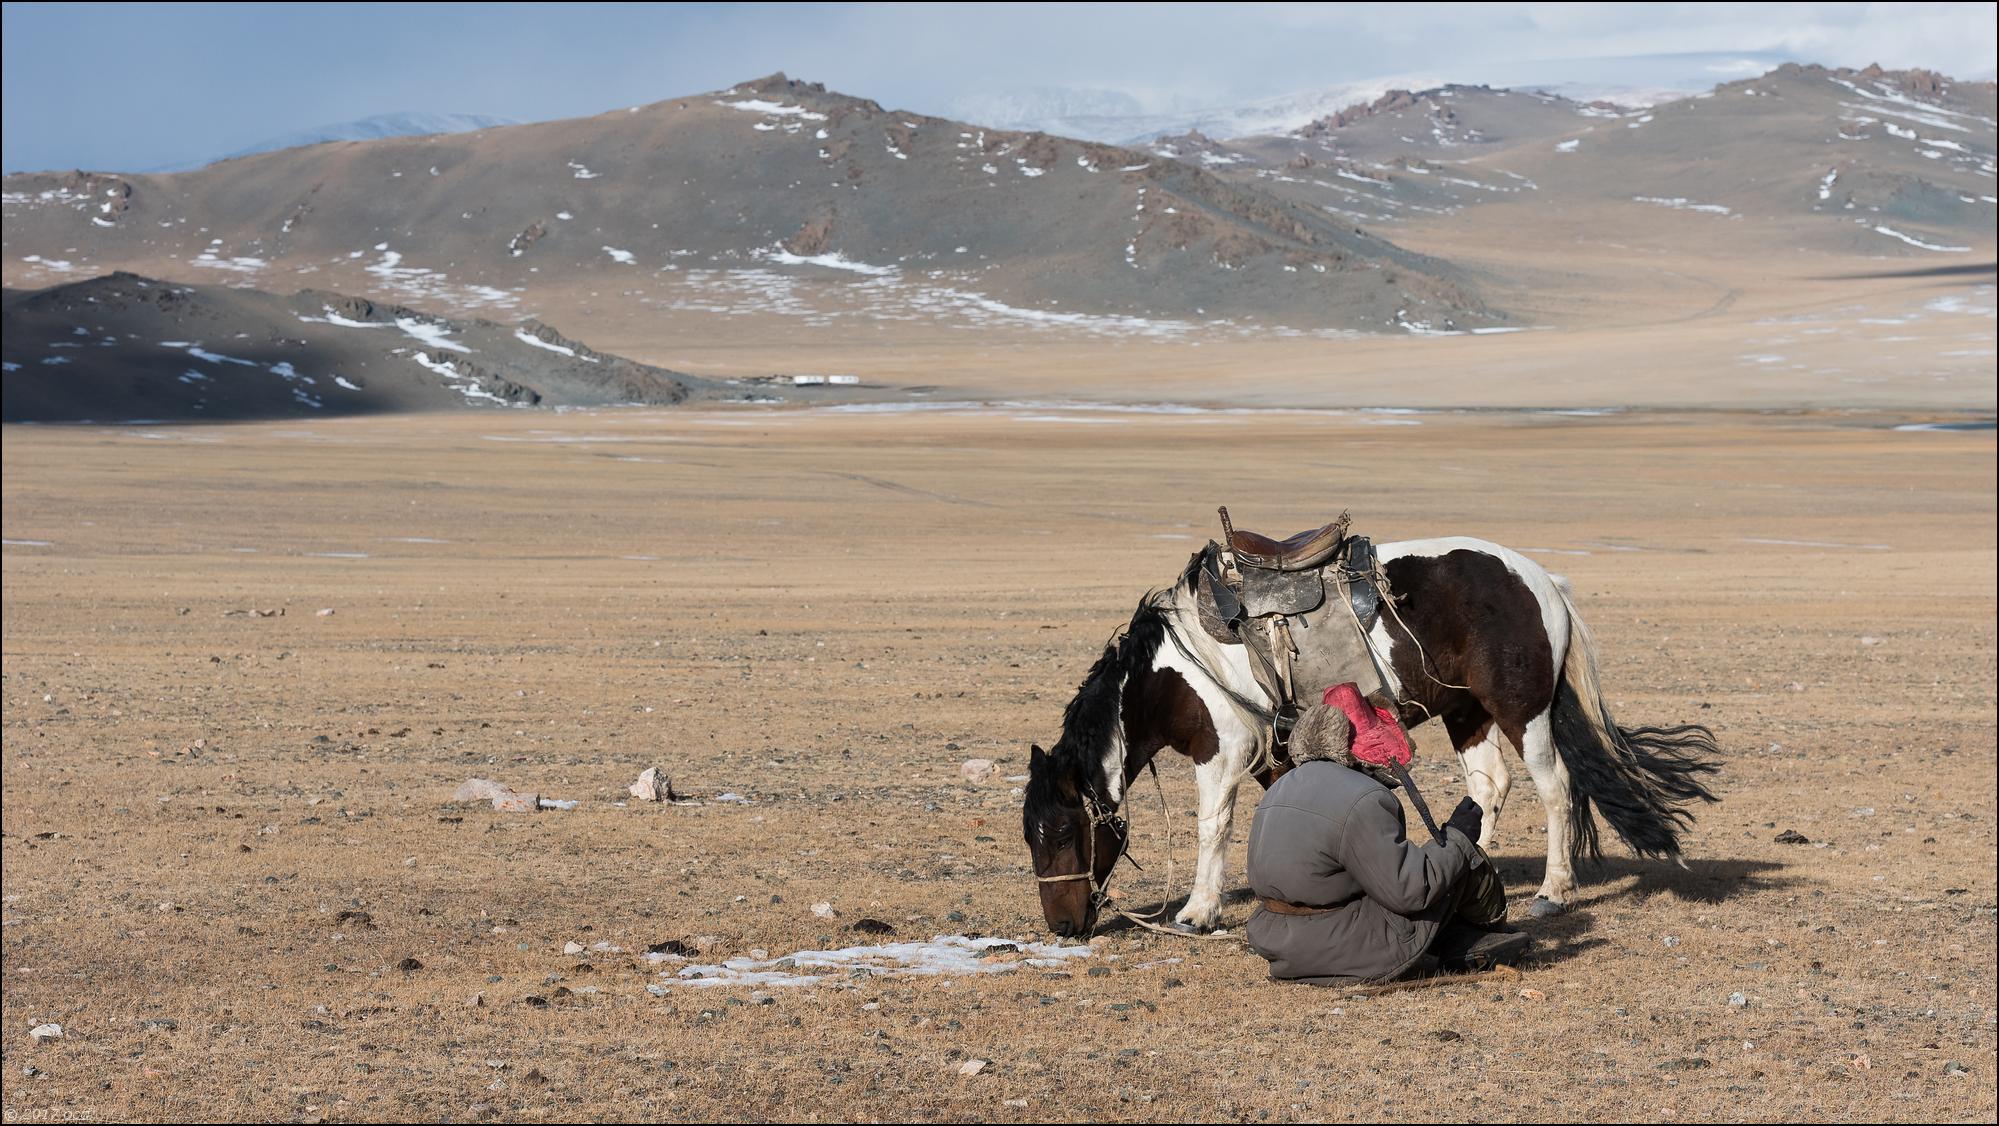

{"left": 1246, "top": 683, "right": 1530, "bottom": 985}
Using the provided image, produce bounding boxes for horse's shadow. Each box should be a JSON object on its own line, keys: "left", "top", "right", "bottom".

{"left": 1105, "top": 856, "right": 1799, "bottom": 968}
{"left": 1501, "top": 853, "right": 1800, "bottom": 908}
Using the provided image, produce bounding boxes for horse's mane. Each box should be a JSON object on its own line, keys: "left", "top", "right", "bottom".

{"left": 1042, "top": 549, "right": 1207, "bottom": 788}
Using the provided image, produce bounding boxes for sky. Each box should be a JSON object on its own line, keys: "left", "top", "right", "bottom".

{"left": 3, "top": 1, "right": 1995, "bottom": 173}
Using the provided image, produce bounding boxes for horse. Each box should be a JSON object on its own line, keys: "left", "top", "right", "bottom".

{"left": 1022, "top": 536, "right": 1720, "bottom": 937}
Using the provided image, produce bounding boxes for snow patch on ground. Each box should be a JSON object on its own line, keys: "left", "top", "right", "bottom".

{"left": 716, "top": 99, "right": 828, "bottom": 121}
{"left": 1872, "top": 226, "right": 1969, "bottom": 252}
{"left": 363, "top": 246, "right": 520, "bottom": 313}
{"left": 665, "top": 935, "right": 1091, "bottom": 989}
{"left": 179, "top": 344, "right": 258, "bottom": 366}
{"left": 758, "top": 248, "right": 899, "bottom": 276}
{"left": 1633, "top": 196, "right": 1733, "bottom": 215}
{"left": 514, "top": 329, "right": 576, "bottom": 356}
{"left": 190, "top": 241, "right": 268, "bottom": 274}
{"left": 395, "top": 316, "right": 472, "bottom": 353}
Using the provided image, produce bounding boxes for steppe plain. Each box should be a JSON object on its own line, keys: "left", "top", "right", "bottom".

{"left": 3, "top": 395, "right": 1993, "bottom": 1122}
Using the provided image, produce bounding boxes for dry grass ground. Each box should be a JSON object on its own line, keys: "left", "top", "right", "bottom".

{"left": 2, "top": 407, "right": 1993, "bottom": 1122}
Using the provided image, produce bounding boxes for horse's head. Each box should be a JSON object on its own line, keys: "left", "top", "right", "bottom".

{"left": 1022, "top": 743, "right": 1126, "bottom": 936}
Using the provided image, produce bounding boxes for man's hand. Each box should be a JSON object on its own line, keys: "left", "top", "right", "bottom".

{"left": 1445, "top": 796, "right": 1484, "bottom": 843}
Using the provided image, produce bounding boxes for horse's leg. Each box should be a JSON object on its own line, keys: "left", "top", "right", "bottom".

{"left": 1457, "top": 722, "right": 1513, "bottom": 851}
{"left": 1514, "top": 709, "right": 1578, "bottom": 914}
{"left": 1174, "top": 744, "right": 1246, "bottom": 932}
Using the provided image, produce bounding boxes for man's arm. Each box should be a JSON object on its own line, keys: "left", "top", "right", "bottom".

{"left": 1338, "top": 790, "right": 1478, "bottom": 915}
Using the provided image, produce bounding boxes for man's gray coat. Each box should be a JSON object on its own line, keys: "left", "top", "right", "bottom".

{"left": 1245, "top": 759, "right": 1479, "bottom": 984}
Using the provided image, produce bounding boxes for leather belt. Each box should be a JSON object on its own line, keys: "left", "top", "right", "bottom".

{"left": 1258, "top": 896, "right": 1339, "bottom": 917}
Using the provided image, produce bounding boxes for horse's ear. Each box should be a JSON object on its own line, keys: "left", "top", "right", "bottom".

{"left": 1029, "top": 744, "right": 1047, "bottom": 771}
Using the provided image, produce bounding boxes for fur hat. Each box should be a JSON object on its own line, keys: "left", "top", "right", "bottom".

{"left": 1289, "top": 702, "right": 1356, "bottom": 766}
{"left": 1289, "top": 691, "right": 1400, "bottom": 787}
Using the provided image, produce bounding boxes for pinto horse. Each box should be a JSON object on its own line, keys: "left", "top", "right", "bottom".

{"left": 1023, "top": 537, "right": 1720, "bottom": 936}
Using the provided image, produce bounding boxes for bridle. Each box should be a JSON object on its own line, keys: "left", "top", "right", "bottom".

{"left": 1032, "top": 787, "right": 1130, "bottom": 914}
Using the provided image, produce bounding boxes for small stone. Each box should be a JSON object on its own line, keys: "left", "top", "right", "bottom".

{"left": 1430, "top": 1029, "right": 1462, "bottom": 1041}
{"left": 563, "top": 941, "right": 585, "bottom": 955}
{"left": 646, "top": 984, "right": 667, "bottom": 997}
{"left": 848, "top": 918, "right": 895, "bottom": 936}
{"left": 138, "top": 1018, "right": 178, "bottom": 1032}
{"left": 316, "top": 608, "right": 335, "bottom": 617}
{"left": 467, "top": 992, "right": 484, "bottom": 1007}
{"left": 628, "top": 766, "right": 675, "bottom": 802}
{"left": 1662, "top": 935, "right": 1680, "bottom": 948}
{"left": 958, "top": 1059, "right": 987, "bottom": 1077}
{"left": 812, "top": 902, "right": 838, "bottom": 920}
{"left": 1943, "top": 1060, "right": 1968, "bottom": 1077}
{"left": 958, "top": 758, "right": 997, "bottom": 784}
{"left": 1518, "top": 988, "right": 1546, "bottom": 1001}
{"left": 1728, "top": 992, "right": 1747, "bottom": 1008}
{"left": 750, "top": 991, "right": 775, "bottom": 1006}
{"left": 397, "top": 957, "right": 422, "bottom": 972}
{"left": 491, "top": 792, "right": 540, "bottom": 813}
{"left": 1657, "top": 1057, "right": 1710, "bottom": 1072}
{"left": 1851, "top": 1052, "right": 1871, "bottom": 1071}
{"left": 1773, "top": 829, "right": 1810, "bottom": 844}
{"left": 28, "top": 1023, "right": 62, "bottom": 1041}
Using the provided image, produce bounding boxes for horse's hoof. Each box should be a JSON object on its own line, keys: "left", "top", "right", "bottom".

{"left": 1170, "top": 918, "right": 1215, "bottom": 935}
{"left": 1527, "top": 896, "right": 1568, "bottom": 919}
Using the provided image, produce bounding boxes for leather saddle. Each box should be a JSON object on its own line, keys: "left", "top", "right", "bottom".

{"left": 1227, "top": 512, "right": 1350, "bottom": 572}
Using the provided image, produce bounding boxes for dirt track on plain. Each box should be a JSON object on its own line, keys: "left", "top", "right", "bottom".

{"left": 2, "top": 407, "right": 1993, "bottom": 1122}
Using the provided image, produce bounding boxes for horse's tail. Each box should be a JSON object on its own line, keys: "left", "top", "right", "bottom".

{"left": 1549, "top": 581, "right": 1721, "bottom": 863}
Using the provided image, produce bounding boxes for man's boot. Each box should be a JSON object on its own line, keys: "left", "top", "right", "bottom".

{"left": 1431, "top": 926, "right": 1532, "bottom": 972}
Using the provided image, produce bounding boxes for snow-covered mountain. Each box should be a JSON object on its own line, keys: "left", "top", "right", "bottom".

{"left": 156, "top": 112, "right": 519, "bottom": 172}
{"left": 947, "top": 77, "right": 1447, "bottom": 144}
{"left": 945, "top": 51, "right": 1798, "bottom": 143}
